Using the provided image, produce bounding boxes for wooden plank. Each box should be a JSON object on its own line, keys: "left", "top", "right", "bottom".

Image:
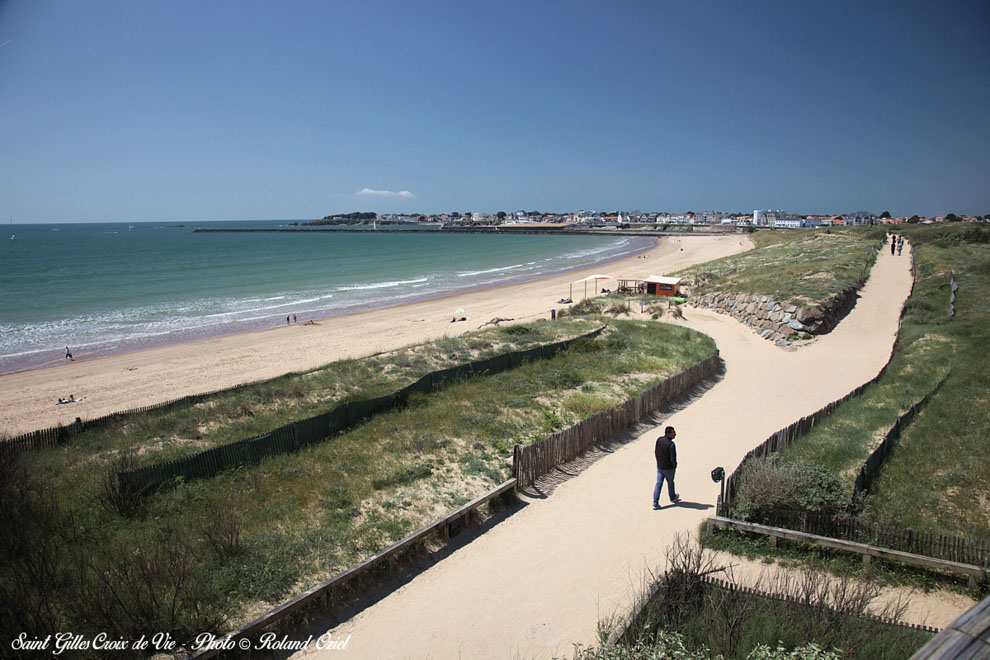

{"left": 708, "top": 517, "right": 989, "bottom": 582}
{"left": 191, "top": 478, "right": 517, "bottom": 659}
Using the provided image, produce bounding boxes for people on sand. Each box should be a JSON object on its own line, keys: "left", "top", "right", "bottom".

{"left": 653, "top": 426, "right": 680, "bottom": 509}
{"left": 897, "top": 236, "right": 904, "bottom": 256}
{"left": 57, "top": 394, "right": 83, "bottom": 405}
{"left": 65, "top": 346, "right": 74, "bottom": 362}
{"left": 891, "top": 236, "right": 896, "bottom": 255}
{"left": 557, "top": 297, "right": 572, "bottom": 304}
{"left": 451, "top": 316, "right": 467, "bottom": 323}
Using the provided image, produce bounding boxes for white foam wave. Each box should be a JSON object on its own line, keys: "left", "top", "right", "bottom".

{"left": 336, "top": 277, "right": 429, "bottom": 291}
{"left": 456, "top": 264, "right": 524, "bottom": 277}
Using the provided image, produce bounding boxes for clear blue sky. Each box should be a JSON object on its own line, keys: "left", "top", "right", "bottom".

{"left": 1, "top": 0, "right": 988, "bottom": 222}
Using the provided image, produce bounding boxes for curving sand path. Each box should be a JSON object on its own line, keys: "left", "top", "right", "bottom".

{"left": 0, "top": 235, "right": 748, "bottom": 436}
{"left": 291, "top": 243, "right": 954, "bottom": 658}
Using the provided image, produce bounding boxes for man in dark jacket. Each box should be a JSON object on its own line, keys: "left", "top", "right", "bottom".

{"left": 653, "top": 426, "right": 680, "bottom": 509}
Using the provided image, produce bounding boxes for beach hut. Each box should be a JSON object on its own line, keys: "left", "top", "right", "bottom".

{"left": 643, "top": 275, "right": 682, "bottom": 297}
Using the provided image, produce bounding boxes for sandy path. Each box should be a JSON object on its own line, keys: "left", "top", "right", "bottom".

{"left": 0, "top": 234, "right": 749, "bottom": 437}
{"left": 291, "top": 244, "right": 950, "bottom": 659}
{"left": 712, "top": 553, "right": 976, "bottom": 630}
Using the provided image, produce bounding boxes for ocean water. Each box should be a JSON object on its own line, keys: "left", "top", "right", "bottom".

{"left": 1, "top": 220, "right": 653, "bottom": 373}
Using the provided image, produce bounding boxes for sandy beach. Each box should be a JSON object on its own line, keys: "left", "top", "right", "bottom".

{"left": 0, "top": 234, "right": 750, "bottom": 437}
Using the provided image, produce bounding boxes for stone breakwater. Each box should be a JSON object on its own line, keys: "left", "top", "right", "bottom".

{"left": 687, "top": 282, "right": 864, "bottom": 347}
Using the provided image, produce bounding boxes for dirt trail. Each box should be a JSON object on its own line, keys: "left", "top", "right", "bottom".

{"left": 293, "top": 242, "right": 972, "bottom": 658}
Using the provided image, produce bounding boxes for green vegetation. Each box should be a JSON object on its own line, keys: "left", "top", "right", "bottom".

{"left": 704, "top": 223, "right": 990, "bottom": 605}
{"left": 568, "top": 538, "right": 930, "bottom": 659}
{"left": 723, "top": 223, "right": 990, "bottom": 541}
{"left": 676, "top": 228, "right": 881, "bottom": 307}
{"left": 2, "top": 318, "right": 714, "bottom": 648}
{"left": 43, "top": 320, "right": 599, "bottom": 467}
{"left": 858, "top": 224, "right": 990, "bottom": 537}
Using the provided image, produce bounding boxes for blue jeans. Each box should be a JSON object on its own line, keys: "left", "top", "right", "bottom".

{"left": 653, "top": 467, "right": 676, "bottom": 505}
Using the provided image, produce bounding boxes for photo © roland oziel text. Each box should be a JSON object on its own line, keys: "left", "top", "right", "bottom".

{"left": 10, "top": 630, "right": 351, "bottom": 654}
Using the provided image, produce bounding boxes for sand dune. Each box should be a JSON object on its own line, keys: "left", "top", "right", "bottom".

{"left": 288, "top": 243, "right": 959, "bottom": 659}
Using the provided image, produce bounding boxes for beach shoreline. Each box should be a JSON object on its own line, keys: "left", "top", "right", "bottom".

{"left": 0, "top": 234, "right": 751, "bottom": 436}
{"left": 0, "top": 231, "right": 657, "bottom": 376}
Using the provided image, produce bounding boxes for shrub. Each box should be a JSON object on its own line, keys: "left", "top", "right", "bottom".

{"left": 562, "top": 298, "right": 604, "bottom": 316}
{"left": 731, "top": 457, "right": 846, "bottom": 522}
{"left": 605, "top": 302, "right": 632, "bottom": 316}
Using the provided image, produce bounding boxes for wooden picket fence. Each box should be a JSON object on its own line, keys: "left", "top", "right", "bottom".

{"left": 513, "top": 352, "right": 720, "bottom": 489}
{"left": 719, "top": 510, "right": 990, "bottom": 572}
{"left": 115, "top": 325, "right": 607, "bottom": 494}
{"left": 0, "top": 388, "right": 237, "bottom": 455}
{"left": 609, "top": 571, "right": 939, "bottom": 648}
{"left": 852, "top": 373, "right": 949, "bottom": 499}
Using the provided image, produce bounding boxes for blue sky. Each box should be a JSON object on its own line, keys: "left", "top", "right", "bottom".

{"left": 1, "top": 0, "right": 988, "bottom": 222}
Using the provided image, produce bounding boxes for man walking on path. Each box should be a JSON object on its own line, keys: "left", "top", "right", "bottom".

{"left": 653, "top": 426, "right": 680, "bottom": 508}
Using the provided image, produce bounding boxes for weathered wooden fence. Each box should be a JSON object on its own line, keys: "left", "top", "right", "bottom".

{"left": 853, "top": 373, "right": 949, "bottom": 499}
{"left": 191, "top": 478, "right": 518, "bottom": 659}
{"left": 0, "top": 388, "right": 239, "bottom": 454}
{"left": 116, "top": 326, "right": 606, "bottom": 494}
{"left": 513, "top": 351, "right": 720, "bottom": 489}
{"left": 719, "top": 252, "right": 920, "bottom": 516}
{"left": 715, "top": 510, "right": 990, "bottom": 572}
{"left": 609, "top": 570, "right": 939, "bottom": 648}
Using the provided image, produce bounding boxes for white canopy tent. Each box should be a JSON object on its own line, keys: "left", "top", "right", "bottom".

{"left": 572, "top": 273, "right": 620, "bottom": 299}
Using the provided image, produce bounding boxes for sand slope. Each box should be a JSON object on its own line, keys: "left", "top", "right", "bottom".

{"left": 290, "top": 244, "right": 949, "bottom": 659}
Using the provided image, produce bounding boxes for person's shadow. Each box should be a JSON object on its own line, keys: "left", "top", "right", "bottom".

{"left": 655, "top": 501, "right": 712, "bottom": 510}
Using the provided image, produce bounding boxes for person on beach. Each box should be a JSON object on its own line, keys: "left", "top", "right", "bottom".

{"left": 65, "top": 346, "right": 74, "bottom": 362}
{"left": 897, "top": 236, "right": 904, "bottom": 256}
{"left": 653, "top": 426, "right": 680, "bottom": 509}
{"left": 891, "top": 236, "right": 896, "bottom": 255}
{"left": 293, "top": 314, "right": 297, "bottom": 324}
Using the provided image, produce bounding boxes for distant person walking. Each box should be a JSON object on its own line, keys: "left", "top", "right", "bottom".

{"left": 891, "top": 235, "right": 896, "bottom": 255}
{"left": 653, "top": 426, "right": 680, "bottom": 509}
{"left": 65, "top": 346, "right": 74, "bottom": 362}
{"left": 897, "top": 236, "right": 904, "bottom": 256}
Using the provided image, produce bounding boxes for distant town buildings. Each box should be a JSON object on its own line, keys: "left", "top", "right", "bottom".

{"left": 335, "top": 208, "right": 986, "bottom": 228}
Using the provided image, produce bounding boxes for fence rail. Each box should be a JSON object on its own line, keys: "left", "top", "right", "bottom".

{"left": 609, "top": 566, "right": 939, "bottom": 648}
{"left": 191, "top": 478, "right": 518, "bottom": 659}
{"left": 707, "top": 516, "right": 988, "bottom": 588}
{"left": 513, "top": 352, "right": 720, "bottom": 489}
{"left": 117, "top": 326, "right": 607, "bottom": 494}
{"left": 719, "top": 253, "right": 920, "bottom": 516}
{"left": 853, "top": 373, "right": 949, "bottom": 499}
{"left": 0, "top": 388, "right": 240, "bottom": 454}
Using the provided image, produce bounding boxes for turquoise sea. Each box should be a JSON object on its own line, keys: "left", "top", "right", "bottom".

{"left": 1, "top": 220, "right": 653, "bottom": 374}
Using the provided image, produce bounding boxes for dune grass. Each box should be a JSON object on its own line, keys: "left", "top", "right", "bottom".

{"left": 675, "top": 227, "right": 882, "bottom": 307}
{"left": 705, "top": 223, "right": 990, "bottom": 598}
{"left": 3, "top": 317, "right": 714, "bottom": 647}
{"left": 30, "top": 319, "right": 600, "bottom": 468}
{"left": 745, "top": 224, "right": 990, "bottom": 540}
